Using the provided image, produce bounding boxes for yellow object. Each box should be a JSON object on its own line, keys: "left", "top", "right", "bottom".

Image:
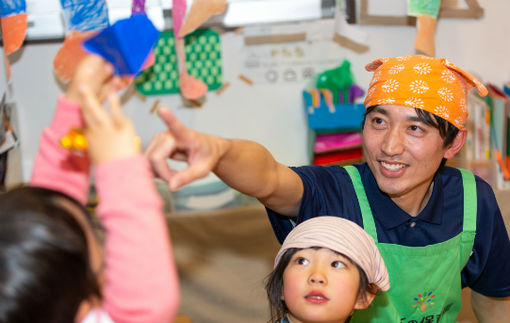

{"left": 60, "top": 129, "right": 141, "bottom": 152}
{"left": 134, "top": 136, "right": 142, "bottom": 152}
{"left": 60, "top": 129, "right": 87, "bottom": 151}
{"left": 72, "top": 133, "right": 87, "bottom": 150}
{"left": 60, "top": 136, "right": 73, "bottom": 149}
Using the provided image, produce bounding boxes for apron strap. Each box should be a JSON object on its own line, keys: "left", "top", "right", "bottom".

{"left": 345, "top": 166, "right": 478, "bottom": 244}
{"left": 344, "top": 165, "right": 379, "bottom": 242}
{"left": 459, "top": 168, "right": 477, "bottom": 232}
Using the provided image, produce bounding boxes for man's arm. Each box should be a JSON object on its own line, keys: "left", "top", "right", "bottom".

{"left": 145, "top": 107, "right": 303, "bottom": 216}
{"left": 471, "top": 290, "right": 510, "bottom": 323}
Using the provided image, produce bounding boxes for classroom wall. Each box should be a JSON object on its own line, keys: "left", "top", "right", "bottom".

{"left": 2, "top": 0, "right": 509, "bottom": 183}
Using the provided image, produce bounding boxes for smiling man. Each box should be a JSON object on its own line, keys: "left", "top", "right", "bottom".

{"left": 146, "top": 55, "right": 510, "bottom": 322}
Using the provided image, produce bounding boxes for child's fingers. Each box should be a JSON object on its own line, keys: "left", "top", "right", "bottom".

{"left": 107, "top": 93, "right": 129, "bottom": 128}
{"left": 79, "top": 85, "right": 108, "bottom": 128}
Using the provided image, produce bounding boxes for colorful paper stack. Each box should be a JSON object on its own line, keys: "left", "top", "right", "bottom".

{"left": 303, "top": 85, "right": 365, "bottom": 166}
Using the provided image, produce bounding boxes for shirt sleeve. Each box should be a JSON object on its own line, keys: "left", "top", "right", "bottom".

{"left": 94, "top": 156, "right": 179, "bottom": 323}
{"left": 266, "top": 165, "right": 362, "bottom": 244}
{"left": 30, "top": 95, "right": 90, "bottom": 204}
{"left": 462, "top": 178, "right": 510, "bottom": 297}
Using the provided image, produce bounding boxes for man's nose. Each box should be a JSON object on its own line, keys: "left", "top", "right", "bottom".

{"left": 381, "top": 128, "right": 405, "bottom": 156}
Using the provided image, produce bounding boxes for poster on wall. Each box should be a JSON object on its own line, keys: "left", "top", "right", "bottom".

{"left": 238, "top": 20, "right": 345, "bottom": 85}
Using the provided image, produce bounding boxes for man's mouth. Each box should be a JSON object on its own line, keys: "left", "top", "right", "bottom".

{"left": 380, "top": 161, "right": 407, "bottom": 171}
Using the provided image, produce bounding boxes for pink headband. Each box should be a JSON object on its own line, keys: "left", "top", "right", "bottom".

{"left": 274, "top": 216, "right": 390, "bottom": 291}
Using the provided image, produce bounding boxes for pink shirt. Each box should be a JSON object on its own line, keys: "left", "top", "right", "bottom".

{"left": 31, "top": 96, "right": 179, "bottom": 322}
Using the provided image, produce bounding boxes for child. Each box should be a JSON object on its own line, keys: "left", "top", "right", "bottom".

{"left": 0, "top": 55, "right": 179, "bottom": 322}
{"left": 266, "top": 216, "right": 390, "bottom": 323}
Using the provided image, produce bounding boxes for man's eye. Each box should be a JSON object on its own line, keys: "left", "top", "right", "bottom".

{"left": 409, "top": 125, "right": 424, "bottom": 133}
{"left": 296, "top": 257, "right": 309, "bottom": 265}
{"left": 371, "top": 117, "right": 385, "bottom": 127}
{"left": 331, "top": 261, "right": 346, "bottom": 269}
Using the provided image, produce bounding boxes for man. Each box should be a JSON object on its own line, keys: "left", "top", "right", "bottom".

{"left": 146, "top": 55, "right": 510, "bottom": 322}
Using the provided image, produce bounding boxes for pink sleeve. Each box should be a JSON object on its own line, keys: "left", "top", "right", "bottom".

{"left": 30, "top": 96, "right": 90, "bottom": 204}
{"left": 95, "top": 156, "right": 179, "bottom": 323}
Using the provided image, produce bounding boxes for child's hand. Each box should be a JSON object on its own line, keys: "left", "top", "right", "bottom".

{"left": 66, "top": 54, "right": 124, "bottom": 105}
{"left": 79, "top": 85, "right": 140, "bottom": 165}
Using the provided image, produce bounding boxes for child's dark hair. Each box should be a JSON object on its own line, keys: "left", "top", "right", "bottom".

{"left": 363, "top": 105, "right": 460, "bottom": 168}
{"left": 0, "top": 186, "right": 102, "bottom": 323}
{"left": 265, "top": 247, "right": 379, "bottom": 323}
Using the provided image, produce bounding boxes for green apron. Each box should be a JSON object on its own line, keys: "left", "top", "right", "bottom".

{"left": 344, "top": 166, "right": 477, "bottom": 323}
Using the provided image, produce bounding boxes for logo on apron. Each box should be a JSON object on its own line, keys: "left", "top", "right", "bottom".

{"left": 412, "top": 291, "right": 436, "bottom": 312}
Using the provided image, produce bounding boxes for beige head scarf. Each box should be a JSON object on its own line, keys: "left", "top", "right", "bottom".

{"left": 274, "top": 216, "right": 390, "bottom": 292}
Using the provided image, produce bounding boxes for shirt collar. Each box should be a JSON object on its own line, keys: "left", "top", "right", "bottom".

{"left": 361, "top": 164, "right": 444, "bottom": 230}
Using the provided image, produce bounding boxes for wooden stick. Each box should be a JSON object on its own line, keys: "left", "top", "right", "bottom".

{"left": 150, "top": 99, "right": 161, "bottom": 114}
{"left": 215, "top": 82, "right": 231, "bottom": 95}
{"left": 238, "top": 74, "right": 253, "bottom": 85}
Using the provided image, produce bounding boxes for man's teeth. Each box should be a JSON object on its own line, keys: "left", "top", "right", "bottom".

{"left": 308, "top": 296, "right": 325, "bottom": 299}
{"left": 381, "top": 162, "right": 406, "bottom": 170}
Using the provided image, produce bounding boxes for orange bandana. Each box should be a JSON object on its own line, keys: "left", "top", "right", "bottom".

{"left": 364, "top": 55, "right": 488, "bottom": 130}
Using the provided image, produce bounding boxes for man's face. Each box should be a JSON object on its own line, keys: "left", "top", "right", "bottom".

{"left": 362, "top": 105, "right": 458, "bottom": 207}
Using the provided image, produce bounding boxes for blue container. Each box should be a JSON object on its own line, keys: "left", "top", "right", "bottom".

{"left": 303, "top": 90, "right": 365, "bottom": 131}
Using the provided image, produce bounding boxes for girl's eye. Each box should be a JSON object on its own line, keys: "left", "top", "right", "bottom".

{"left": 296, "top": 257, "right": 309, "bottom": 265}
{"left": 331, "top": 261, "right": 346, "bottom": 269}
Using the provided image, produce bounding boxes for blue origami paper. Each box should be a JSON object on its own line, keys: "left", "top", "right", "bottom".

{"left": 83, "top": 14, "right": 160, "bottom": 75}
{"left": 0, "top": 0, "right": 26, "bottom": 17}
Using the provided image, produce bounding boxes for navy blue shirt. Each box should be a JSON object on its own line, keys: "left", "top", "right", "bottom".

{"left": 267, "top": 163, "right": 510, "bottom": 297}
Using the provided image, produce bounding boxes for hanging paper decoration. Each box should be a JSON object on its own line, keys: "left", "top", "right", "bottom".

{"left": 132, "top": 0, "right": 146, "bottom": 14}
{"left": 82, "top": 14, "right": 159, "bottom": 75}
{"left": 0, "top": 0, "right": 27, "bottom": 77}
{"left": 53, "top": 0, "right": 109, "bottom": 83}
{"left": 135, "top": 29, "right": 222, "bottom": 96}
{"left": 60, "top": 0, "right": 109, "bottom": 32}
{"left": 408, "top": 0, "right": 441, "bottom": 57}
{"left": 173, "top": 0, "right": 208, "bottom": 100}
{"left": 178, "top": 0, "right": 226, "bottom": 38}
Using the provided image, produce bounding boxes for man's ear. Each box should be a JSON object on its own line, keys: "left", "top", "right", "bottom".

{"left": 354, "top": 291, "right": 377, "bottom": 310}
{"left": 444, "top": 129, "right": 467, "bottom": 159}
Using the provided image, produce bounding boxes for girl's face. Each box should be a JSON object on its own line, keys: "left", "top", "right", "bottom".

{"left": 282, "top": 248, "right": 367, "bottom": 323}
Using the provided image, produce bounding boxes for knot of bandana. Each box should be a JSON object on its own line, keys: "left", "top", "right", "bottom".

{"left": 364, "top": 55, "right": 488, "bottom": 130}
{"left": 274, "top": 216, "right": 390, "bottom": 292}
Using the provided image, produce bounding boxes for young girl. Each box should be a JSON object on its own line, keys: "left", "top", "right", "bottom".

{"left": 0, "top": 55, "right": 179, "bottom": 322}
{"left": 266, "top": 216, "right": 390, "bottom": 323}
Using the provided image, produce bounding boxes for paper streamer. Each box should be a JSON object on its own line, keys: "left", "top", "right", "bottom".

{"left": 1, "top": 0, "right": 27, "bottom": 77}
{"left": 60, "top": 0, "right": 109, "bottom": 32}
{"left": 132, "top": 0, "right": 145, "bottom": 14}
{"left": 54, "top": 0, "right": 109, "bottom": 83}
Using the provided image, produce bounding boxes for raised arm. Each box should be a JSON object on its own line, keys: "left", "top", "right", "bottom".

{"left": 145, "top": 107, "right": 304, "bottom": 216}
{"left": 30, "top": 54, "right": 117, "bottom": 203}
{"left": 79, "top": 78, "right": 179, "bottom": 322}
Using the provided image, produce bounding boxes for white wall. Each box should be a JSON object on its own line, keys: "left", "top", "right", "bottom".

{"left": 2, "top": 0, "right": 509, "bottom": 183}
